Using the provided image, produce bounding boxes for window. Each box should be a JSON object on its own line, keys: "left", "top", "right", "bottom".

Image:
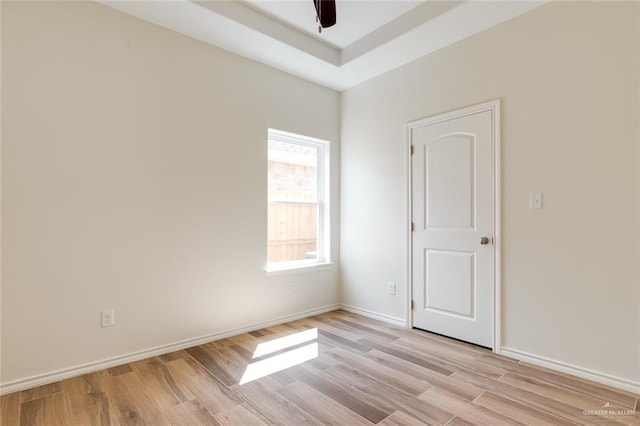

{"left": 267, "top": 129, "right": 330, "bottom": 271}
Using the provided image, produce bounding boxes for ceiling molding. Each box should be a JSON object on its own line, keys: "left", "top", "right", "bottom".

{"left": 340, "top": 0, "right": 463, "bottom": 65}
{"left": 98, "top": 0, "right": 546, "bottom": 91}
{"left": 196, "top": 1, "right": 340, "bottom": 65}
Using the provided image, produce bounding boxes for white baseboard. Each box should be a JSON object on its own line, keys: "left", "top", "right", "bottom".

{"left": 501, "top": 347, "right": 640, "bottom": 395}
{"left": 337, "top": 304, "right": 639, "bottom": 395}
{"left": 7, "top": 305, "right": 635, "bottom": 397}
{"left": 339, "top": 304, "right": 407, "bottom": 328}
{"left": 0, "top": 304, "right": 340, "bottom": 396}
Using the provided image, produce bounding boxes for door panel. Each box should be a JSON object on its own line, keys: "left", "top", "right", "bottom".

{"left": 425, "top": 134, "right": 475, "bottom": 229}
{"left": 411, "top": 108, "right": 495, "bottom": 348}
{"left": 425, "top": 249, "right": 475, "bottom": 318}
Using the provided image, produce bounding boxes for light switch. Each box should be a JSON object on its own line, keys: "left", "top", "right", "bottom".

{"left": 530, "top": 192, "right": 543, "bottom": 209}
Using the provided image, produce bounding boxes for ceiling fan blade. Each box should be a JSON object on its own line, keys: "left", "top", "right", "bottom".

{"left": 313, "top": 0, "right": 336, "bottom": 28}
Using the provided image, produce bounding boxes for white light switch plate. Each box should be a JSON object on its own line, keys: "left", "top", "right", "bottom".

{"left": 388, "top": 282, "right": 396, "bottom": 295}
{"left": 530, "top": 192, "right": 543, "bottom": 209}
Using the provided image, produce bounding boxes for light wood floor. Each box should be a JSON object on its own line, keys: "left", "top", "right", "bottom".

{"left": 1, "top": 310, "right": 638, "bottom": 425}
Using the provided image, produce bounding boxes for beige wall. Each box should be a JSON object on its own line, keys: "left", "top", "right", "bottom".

{"left": 340, "top": 1, "right": 640, "bottom": 383}
{"left": 1, "top": 1, "right": 340, "bottom": 384}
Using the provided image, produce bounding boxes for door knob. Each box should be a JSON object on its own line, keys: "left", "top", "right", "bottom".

{"left": 480, "top": 237, "right": 490, "bottom": 245}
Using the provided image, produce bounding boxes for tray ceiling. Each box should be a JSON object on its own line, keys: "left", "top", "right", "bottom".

{"left": 99, "top": 0, "right": 546, "bottom": 91}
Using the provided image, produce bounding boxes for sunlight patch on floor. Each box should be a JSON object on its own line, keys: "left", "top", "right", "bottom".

{"left": 240, "top": 328, "right": 319, "bottom": 385}
{"left": 252, "top": 327, "right": 318, "bottom": 359}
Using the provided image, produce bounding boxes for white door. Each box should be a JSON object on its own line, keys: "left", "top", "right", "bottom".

{"left": 410, "top": 102, "right": 498, "bottom": 348}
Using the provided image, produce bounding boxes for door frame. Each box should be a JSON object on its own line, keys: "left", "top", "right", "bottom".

{"left": 405, "top": 99, "right": 502, "bottom": 353}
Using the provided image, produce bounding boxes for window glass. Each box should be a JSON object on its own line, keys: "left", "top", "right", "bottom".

{"left": 267, "top": 130, "right": 329, "bottom": 269}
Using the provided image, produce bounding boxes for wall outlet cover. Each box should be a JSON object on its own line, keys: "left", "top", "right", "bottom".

{"left": 101, "top": 309, "right": 115, "bottom": 327}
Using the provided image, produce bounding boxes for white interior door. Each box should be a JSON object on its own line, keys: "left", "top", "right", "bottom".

{"left": 410, "top": 103, "right": 497, "bottom": 348}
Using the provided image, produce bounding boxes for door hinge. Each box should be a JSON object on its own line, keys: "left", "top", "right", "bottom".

{"left": 411, "top": 222, "right": 415, "bottom": 232}
{"left": 411, "top": 300, "right": 415, "bottom": 310}
{"left": 410, "top": 145, "right": 414, "bottom": 155}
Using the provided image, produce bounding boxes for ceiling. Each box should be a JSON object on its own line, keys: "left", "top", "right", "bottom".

{"left": 99, "top": 0, "right": 546, "bottom": 91}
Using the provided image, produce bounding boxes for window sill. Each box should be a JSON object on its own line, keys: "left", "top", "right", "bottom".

{"left": 265, "top": 262, "right": 334, "bottom": 276}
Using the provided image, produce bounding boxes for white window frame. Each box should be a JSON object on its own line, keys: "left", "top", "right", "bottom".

{"left": 266, "top": 129, "right": 331, "bottom": 273}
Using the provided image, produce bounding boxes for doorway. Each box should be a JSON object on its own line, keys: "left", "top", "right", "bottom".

{"left": 408, "top": 100, "right": 500, "bottom": 349}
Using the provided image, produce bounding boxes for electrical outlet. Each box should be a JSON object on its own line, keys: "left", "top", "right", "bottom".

{"left": 101, "top": 309, "right": 115, "bottom": 327}
{"left": 388, "top": 282, "right": 396, "bottom": 295}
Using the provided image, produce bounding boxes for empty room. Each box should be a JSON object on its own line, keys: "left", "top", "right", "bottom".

{"left": 1, "top": 0, "right": 639, "bottom": 425}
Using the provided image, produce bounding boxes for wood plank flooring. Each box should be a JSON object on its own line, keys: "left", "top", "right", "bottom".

{"left": 1, "top": 310, "right": 638, "bottom": 425}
